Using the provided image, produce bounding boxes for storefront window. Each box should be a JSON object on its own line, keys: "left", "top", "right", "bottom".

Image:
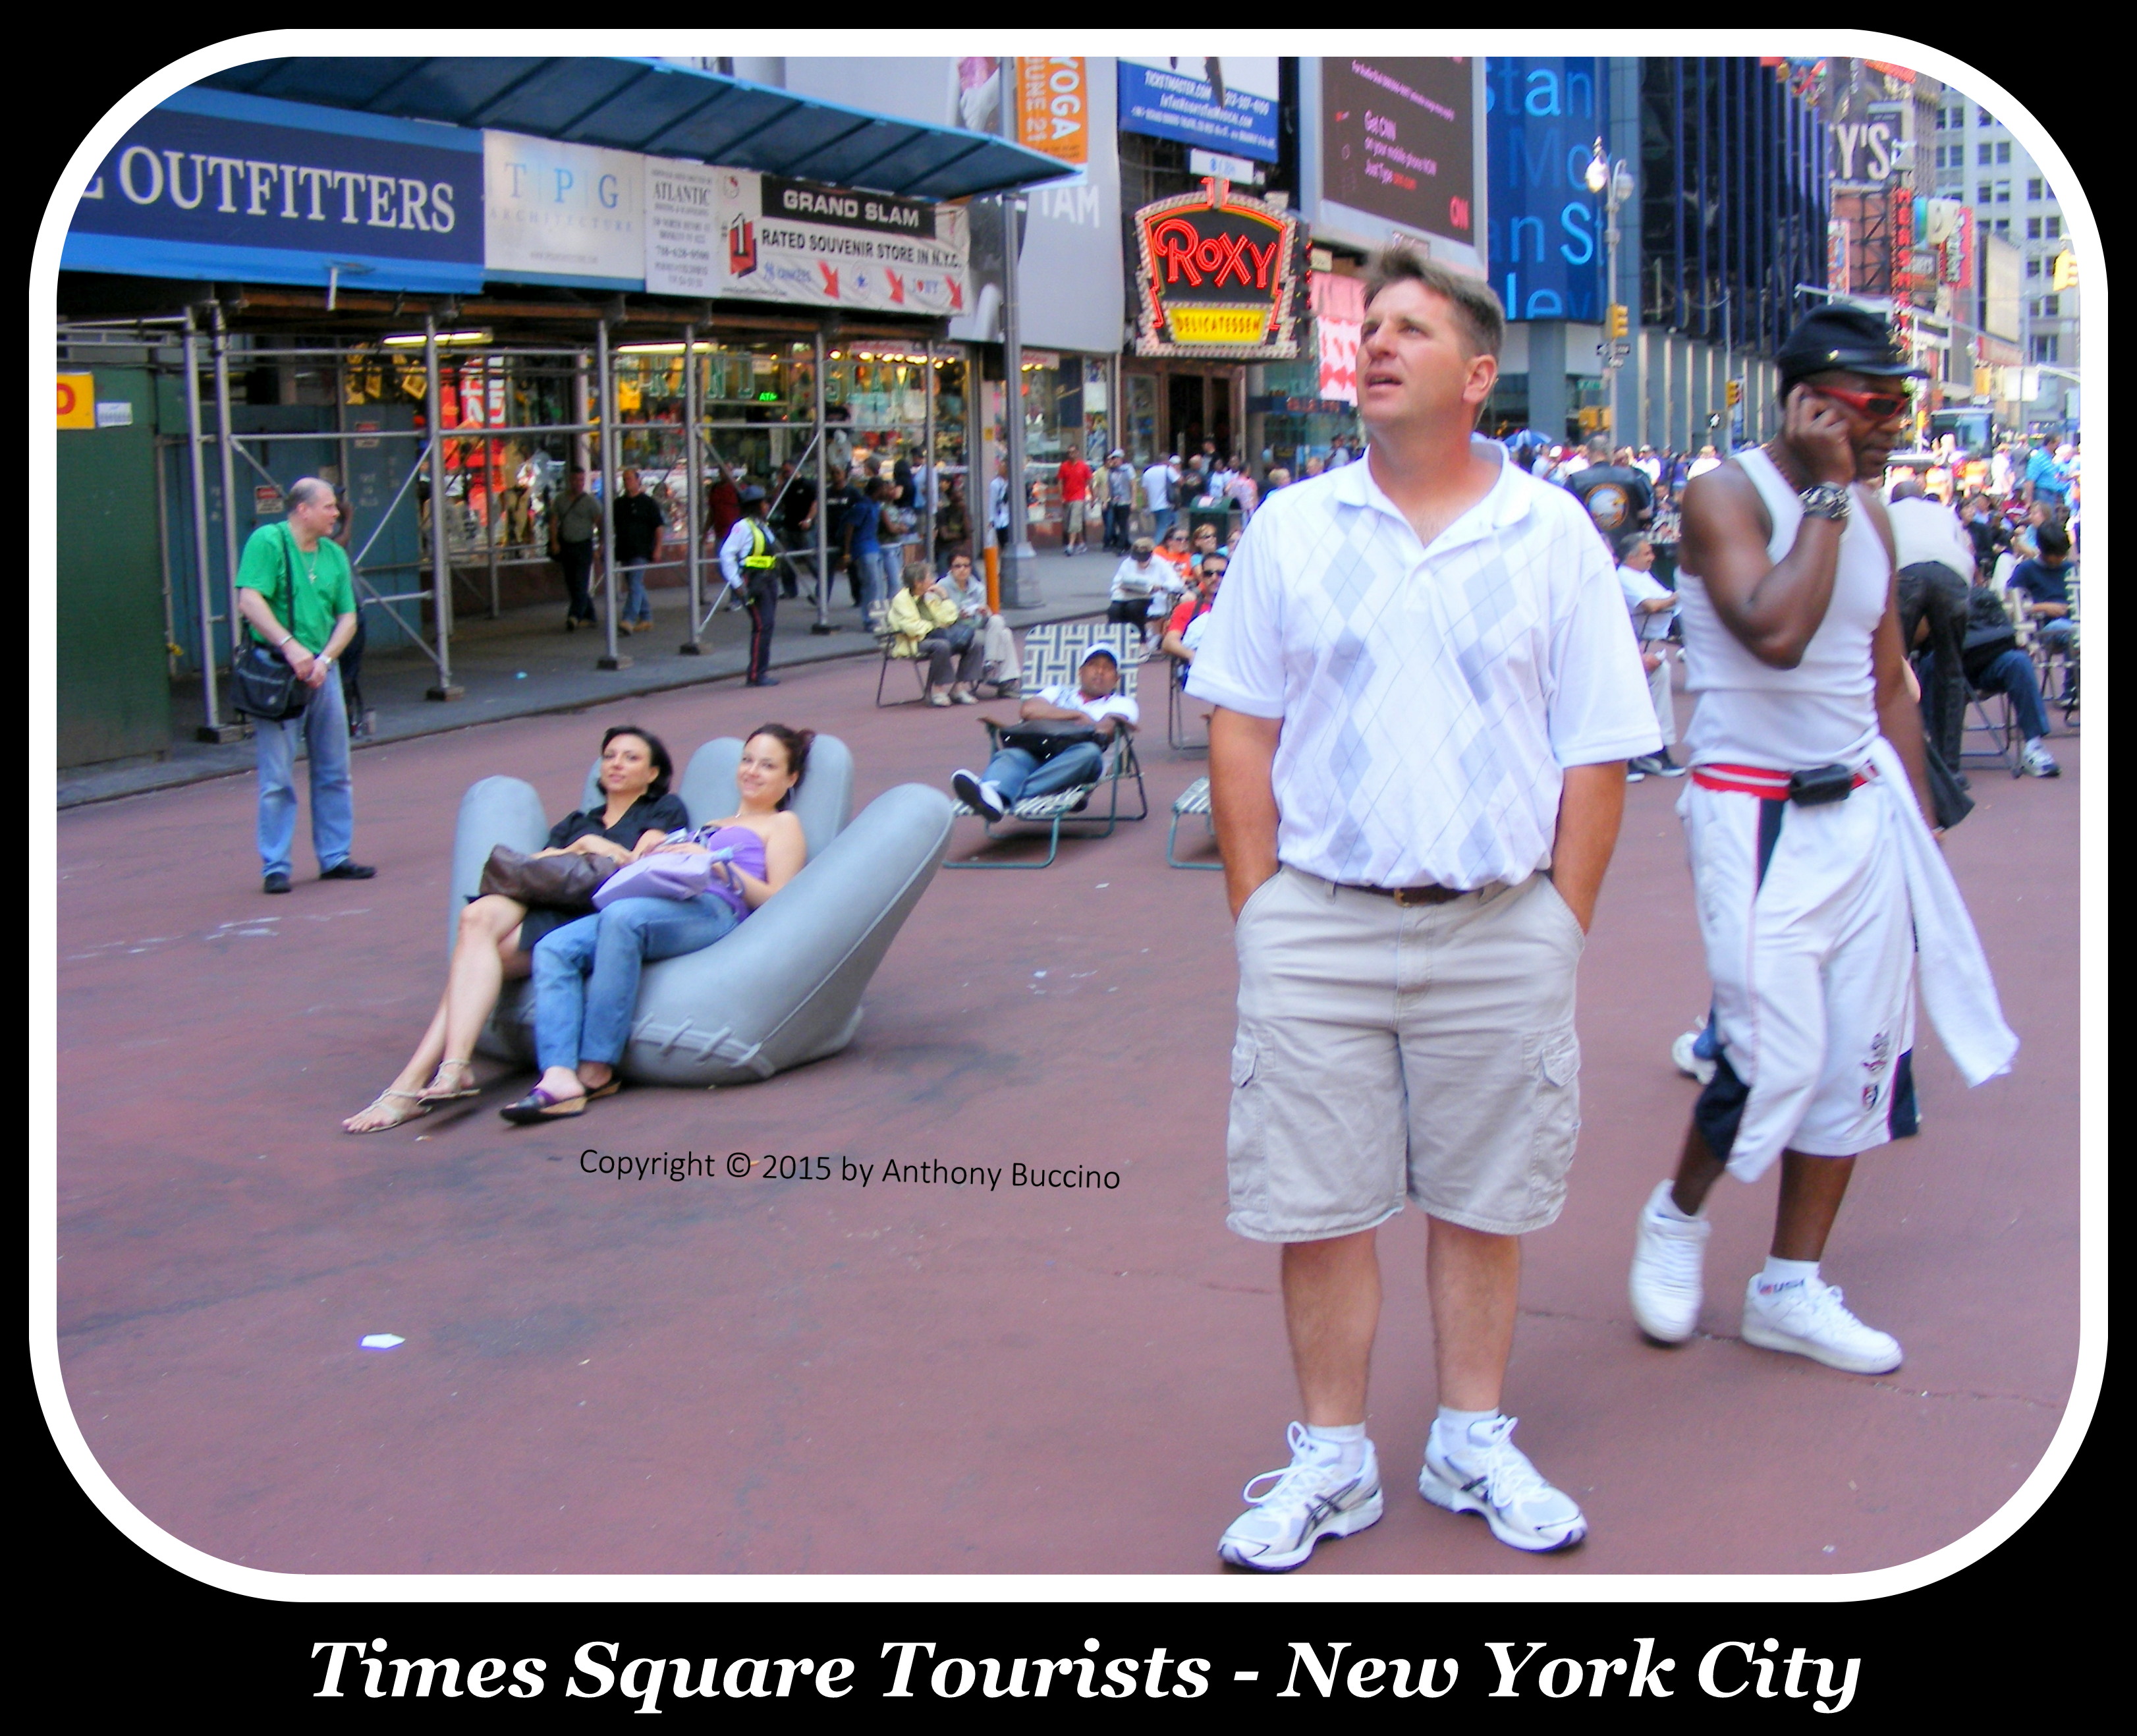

{"left": 1257, "top": 356, "right": 1359, "bottom": 472}
{"left": 1483, "top": 372, "right": 1531, "bottom": 441}
{"left": 1123, "top": 371, "right": 1159, "bottom": 465}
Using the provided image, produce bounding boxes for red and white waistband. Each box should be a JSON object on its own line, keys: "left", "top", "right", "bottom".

{"left": 1689, "top": 760, "right": 1875, "bottom": 798}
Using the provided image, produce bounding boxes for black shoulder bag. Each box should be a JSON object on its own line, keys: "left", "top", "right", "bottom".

{"left": 229, "top": 528, "right": 312, "bottom": 722}
{"left": 998, "top": 717, "right": 1099, "bottom": 758}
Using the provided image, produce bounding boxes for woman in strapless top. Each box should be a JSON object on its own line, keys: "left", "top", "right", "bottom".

{"left": 504, "top": 725, "right": 816, "bottom": 1121}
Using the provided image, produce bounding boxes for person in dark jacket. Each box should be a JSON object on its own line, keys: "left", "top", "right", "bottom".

{"left": 613, "top": 468, "right": 666, "bottom": 634}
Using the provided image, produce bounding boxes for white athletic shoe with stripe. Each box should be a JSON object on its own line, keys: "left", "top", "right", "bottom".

{"left": 1217, "top": 1422, "right": 1383, "bottom": 1571}
{"left": 1417, "top": 1414, "right": 1588, "bottom": 1552}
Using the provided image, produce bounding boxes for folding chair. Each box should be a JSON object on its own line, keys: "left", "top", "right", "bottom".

{"left": 1164, "top": 654, "right": 1211, "bottom": 754}
{"left": 2025, "top": 576, "right": 2079, "bottom": 729}
{"left": 872, "top": 602, "right": 929, "bottom": 707}
{"left": 1167, "top": 774, "right": 1221, "bottom": 869}
{"left": 944, "top": 621, "right": 1149, "bottom": 868}
{"left": 1959, "top": 683, "right": 2023, "bottom": 777}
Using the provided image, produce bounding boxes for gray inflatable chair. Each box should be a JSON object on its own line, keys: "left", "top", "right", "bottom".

{"left": 449, "top": 735, "right": 952, "bottom": 1086}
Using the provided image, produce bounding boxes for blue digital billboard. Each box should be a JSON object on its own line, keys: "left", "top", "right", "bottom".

{"left": 1484, "top": 57, "right": 1608, "bottom": 322}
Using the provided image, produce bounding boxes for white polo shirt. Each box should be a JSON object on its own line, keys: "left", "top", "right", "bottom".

{"left": 1187, "top": 440, "right": 1659, "bottom": 889}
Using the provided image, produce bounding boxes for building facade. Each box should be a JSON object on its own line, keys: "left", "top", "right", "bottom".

{"left": 1931, "top": 88, "right": 2078, "bottom": 432}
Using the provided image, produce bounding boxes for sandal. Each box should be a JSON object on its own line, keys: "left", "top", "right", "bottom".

{"left": 343, "top": 1089, "right": 432, "bottom": 1134}
{"left": 499, "top": 1085, "right": 588, "bottom": 1124}
{"left": 418, "top": 1058, "right": 480, "bottom": 1103}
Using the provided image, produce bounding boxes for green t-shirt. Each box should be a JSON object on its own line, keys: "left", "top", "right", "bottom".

{"left": 235, "top": 522, "right": 357, "bottom": 655}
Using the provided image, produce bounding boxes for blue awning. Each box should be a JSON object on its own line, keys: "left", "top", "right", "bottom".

{"left": 198, "top": 58, "right": 1072, "bottom": 201}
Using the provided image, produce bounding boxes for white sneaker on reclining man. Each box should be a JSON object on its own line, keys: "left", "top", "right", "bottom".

{"left": 950, "top": 770, "right": 1007, "bottom": 822}
{"left": 2020, "top": 739, "right": 2061, "bottom": 777}
{"left": 1217, "top": 1421, "right": 1383, "bottom": 1571}
{"left": 1417, "top": 1411, "right": 1587, "bottom": 1552}
{"left": 1740, "top": 1262, "right": 1902, "bottom": 1374}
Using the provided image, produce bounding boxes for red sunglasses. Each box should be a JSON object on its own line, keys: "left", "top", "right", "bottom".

{"left": 1814, "top": 383, "right": 1912, "bottom": 420}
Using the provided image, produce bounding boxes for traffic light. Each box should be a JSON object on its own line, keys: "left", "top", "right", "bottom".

{"left": 2052, "top": 250, "right": 2078, "bottom": 290}
{"left": 1606, "top": 303, "right": 1630, "bottom": 340}
{"left": 1725, "top": 379, "right": 1742, "bottom": 408}
{"left": 1974, "top": 365, "right": 1996, "bottom": 399}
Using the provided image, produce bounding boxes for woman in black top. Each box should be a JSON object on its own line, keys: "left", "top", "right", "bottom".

{"left": 344, "top": 725, "right": 686, "bottom": 1133}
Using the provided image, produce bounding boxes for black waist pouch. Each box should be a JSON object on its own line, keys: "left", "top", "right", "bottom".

{"left": 1787, "top": 764, "right": 1857, "bottom": 806}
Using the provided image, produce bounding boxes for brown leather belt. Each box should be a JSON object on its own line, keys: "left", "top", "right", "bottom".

{"left": 1339, "top": 882, "right": 1468, "bottom": 907}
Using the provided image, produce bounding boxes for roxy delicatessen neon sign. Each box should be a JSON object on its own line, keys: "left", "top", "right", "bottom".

{"left": 1134, "top": 178, "right": 1302, "bottom": 357}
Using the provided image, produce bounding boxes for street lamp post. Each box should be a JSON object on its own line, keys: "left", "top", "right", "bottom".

{"left": 1586, "top": 140, "right": 1635, "bottom": 442}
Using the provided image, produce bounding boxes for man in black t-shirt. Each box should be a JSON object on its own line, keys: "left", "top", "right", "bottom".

{"left": 774, "top": 460, "right": 818, "bottom": 600}
{"left": 611, "top": 468, "right": 666, "bottom": 634}
{"left": 1562, "top": 435, "right": 1653, "bottom": 546}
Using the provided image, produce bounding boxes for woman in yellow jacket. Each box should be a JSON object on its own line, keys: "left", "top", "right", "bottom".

{"left": 886, "top": 557, "right": 985, "bottom": 706}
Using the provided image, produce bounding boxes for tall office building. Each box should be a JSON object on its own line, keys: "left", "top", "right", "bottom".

{"left": 1932, "top": 90, "right": 2078, "bottom": 431}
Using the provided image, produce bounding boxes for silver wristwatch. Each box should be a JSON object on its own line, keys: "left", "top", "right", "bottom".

{"left": 1798, "top": 482, "right": 1852, "bottom": 522}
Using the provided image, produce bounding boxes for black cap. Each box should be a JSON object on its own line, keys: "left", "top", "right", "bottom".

{"left": 1775, "top": 304, "right": 1927, "bottom": 387}
{"left": 738, "top": 485, "right": 767, "bottom": 505}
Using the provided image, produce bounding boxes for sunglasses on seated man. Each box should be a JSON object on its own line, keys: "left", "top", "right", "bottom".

{"left": 1812, "top": 382, "right": 1912, "bottom": 420}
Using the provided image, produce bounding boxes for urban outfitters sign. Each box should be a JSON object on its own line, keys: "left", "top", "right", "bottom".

{"left": 65, "top": 88, "right": 485, "bottom": 293}
{"left": 1133, "top": 181, "right": 1302, "bottom": 358}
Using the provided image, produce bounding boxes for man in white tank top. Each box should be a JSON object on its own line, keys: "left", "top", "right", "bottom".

{"left": 1628, "top": 305, "right": 2006, "bottom": 1377}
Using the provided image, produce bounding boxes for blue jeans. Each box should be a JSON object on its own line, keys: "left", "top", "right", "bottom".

{"left": 1974, "top": 648, "right": 2050, "bottom": 740}
{"left": 1149, "top": 507, "right": 1176, "bottom": 543}
{"left": 621, "top": 561, "right": 652, "bottom": 623}
{"left": 981, "top": 741, "right": 1105, "bottom": 804}
{"left": 853, "top": 547, "right": 895, "bottom": 613}
{"left": 532, "top": 893, "right": 741, "bottom": 1072}
{"left": 254, "top": 671, "right": 353, "bottom": 878}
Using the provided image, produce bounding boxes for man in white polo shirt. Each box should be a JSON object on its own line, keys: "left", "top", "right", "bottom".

{"left": 1189, "top": 250, "right": 1659, "bottom": 1570}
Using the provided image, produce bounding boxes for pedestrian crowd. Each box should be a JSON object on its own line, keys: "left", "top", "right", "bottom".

{"left": 227, "top": 258, "right": 2061, "bottom": 1581}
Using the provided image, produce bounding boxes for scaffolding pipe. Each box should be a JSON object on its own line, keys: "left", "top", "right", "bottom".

{"left": 922, "top": 341, "right": 937, "bottom": 573}
{"left": 424, "top": 314, "right": 461, "bottom": 699}
{"left": 681, "top": 323, "right": 703, "bottom": 654}
{"left": 211, "top": 302, "right": 242, "bottom": 686}
{"left": 813, "top": 325, "right": 831, "bottom": 632}
{"left": 182, "top": 312, "right": 241, "bottom": 741}
{"left": 574, "top": 352, "right": 591, "bottom": 478}
{"left": 595, "top": 320, "right": 628, "bottom": 670}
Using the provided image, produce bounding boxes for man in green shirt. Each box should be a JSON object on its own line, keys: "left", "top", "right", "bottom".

{"left": 234, "top": 477, "right": 375, "bottom": 894}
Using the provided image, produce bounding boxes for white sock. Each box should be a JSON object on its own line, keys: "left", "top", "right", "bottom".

{"left": 1432, "top": 1405, "right": 1499, "bottom": 1457}
{"left": 1758, "top": 1255, "right": 1819, "bottom": 1296}
{"left": 1302, "top": 1421, "right": 1367, "bottom": 1472}
{"left": 1655, "top": 1186, "right": 1702, "bottom": 1222}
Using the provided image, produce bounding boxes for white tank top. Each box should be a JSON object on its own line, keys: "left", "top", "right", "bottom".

{"left": 1677, "top": 446, "right": 1887, "bottom": 769}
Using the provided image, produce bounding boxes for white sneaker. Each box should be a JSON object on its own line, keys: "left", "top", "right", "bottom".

{"left": 951, "top": 770, "right": 1007, "bottom": 822}
{"left": 1629, "top": 1179, "right": 1710, "bottom": 1344}
{"left": 2021, "top": 741, "right": 2061, "bottom": 777}
{"left": 1741, "top": 1274, "right": 1902, "bottom": 1374}
{"left": 1671, "top": 1029, "right": 1717, "bottom": 1086}
{"left": 1217, "top": 1422, "right": 1383, "bottom": 1571}
{"left": 1418, "top": 1415, "right": 1587, "bottom": 1552}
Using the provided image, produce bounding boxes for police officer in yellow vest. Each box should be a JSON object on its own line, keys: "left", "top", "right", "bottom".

{"left": 720, "top": 483, "right": 783, "bottom": 686}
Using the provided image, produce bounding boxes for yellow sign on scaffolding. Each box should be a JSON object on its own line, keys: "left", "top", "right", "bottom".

{"left": 57, "top": 372, "right": 94, "bottom": 428}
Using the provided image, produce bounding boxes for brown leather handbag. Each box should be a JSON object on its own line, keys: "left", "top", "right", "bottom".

{"left": 478, "top": 845, "right": 620, "bottom": 912}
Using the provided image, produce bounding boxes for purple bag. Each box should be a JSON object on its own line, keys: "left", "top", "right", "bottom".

{"left": 590, "top": 849, "right": 722, "bottom": 909}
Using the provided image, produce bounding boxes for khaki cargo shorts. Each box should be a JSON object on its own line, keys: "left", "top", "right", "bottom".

{"left": 1225, "top": 867, "right": 1585, "bottom": 1242}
